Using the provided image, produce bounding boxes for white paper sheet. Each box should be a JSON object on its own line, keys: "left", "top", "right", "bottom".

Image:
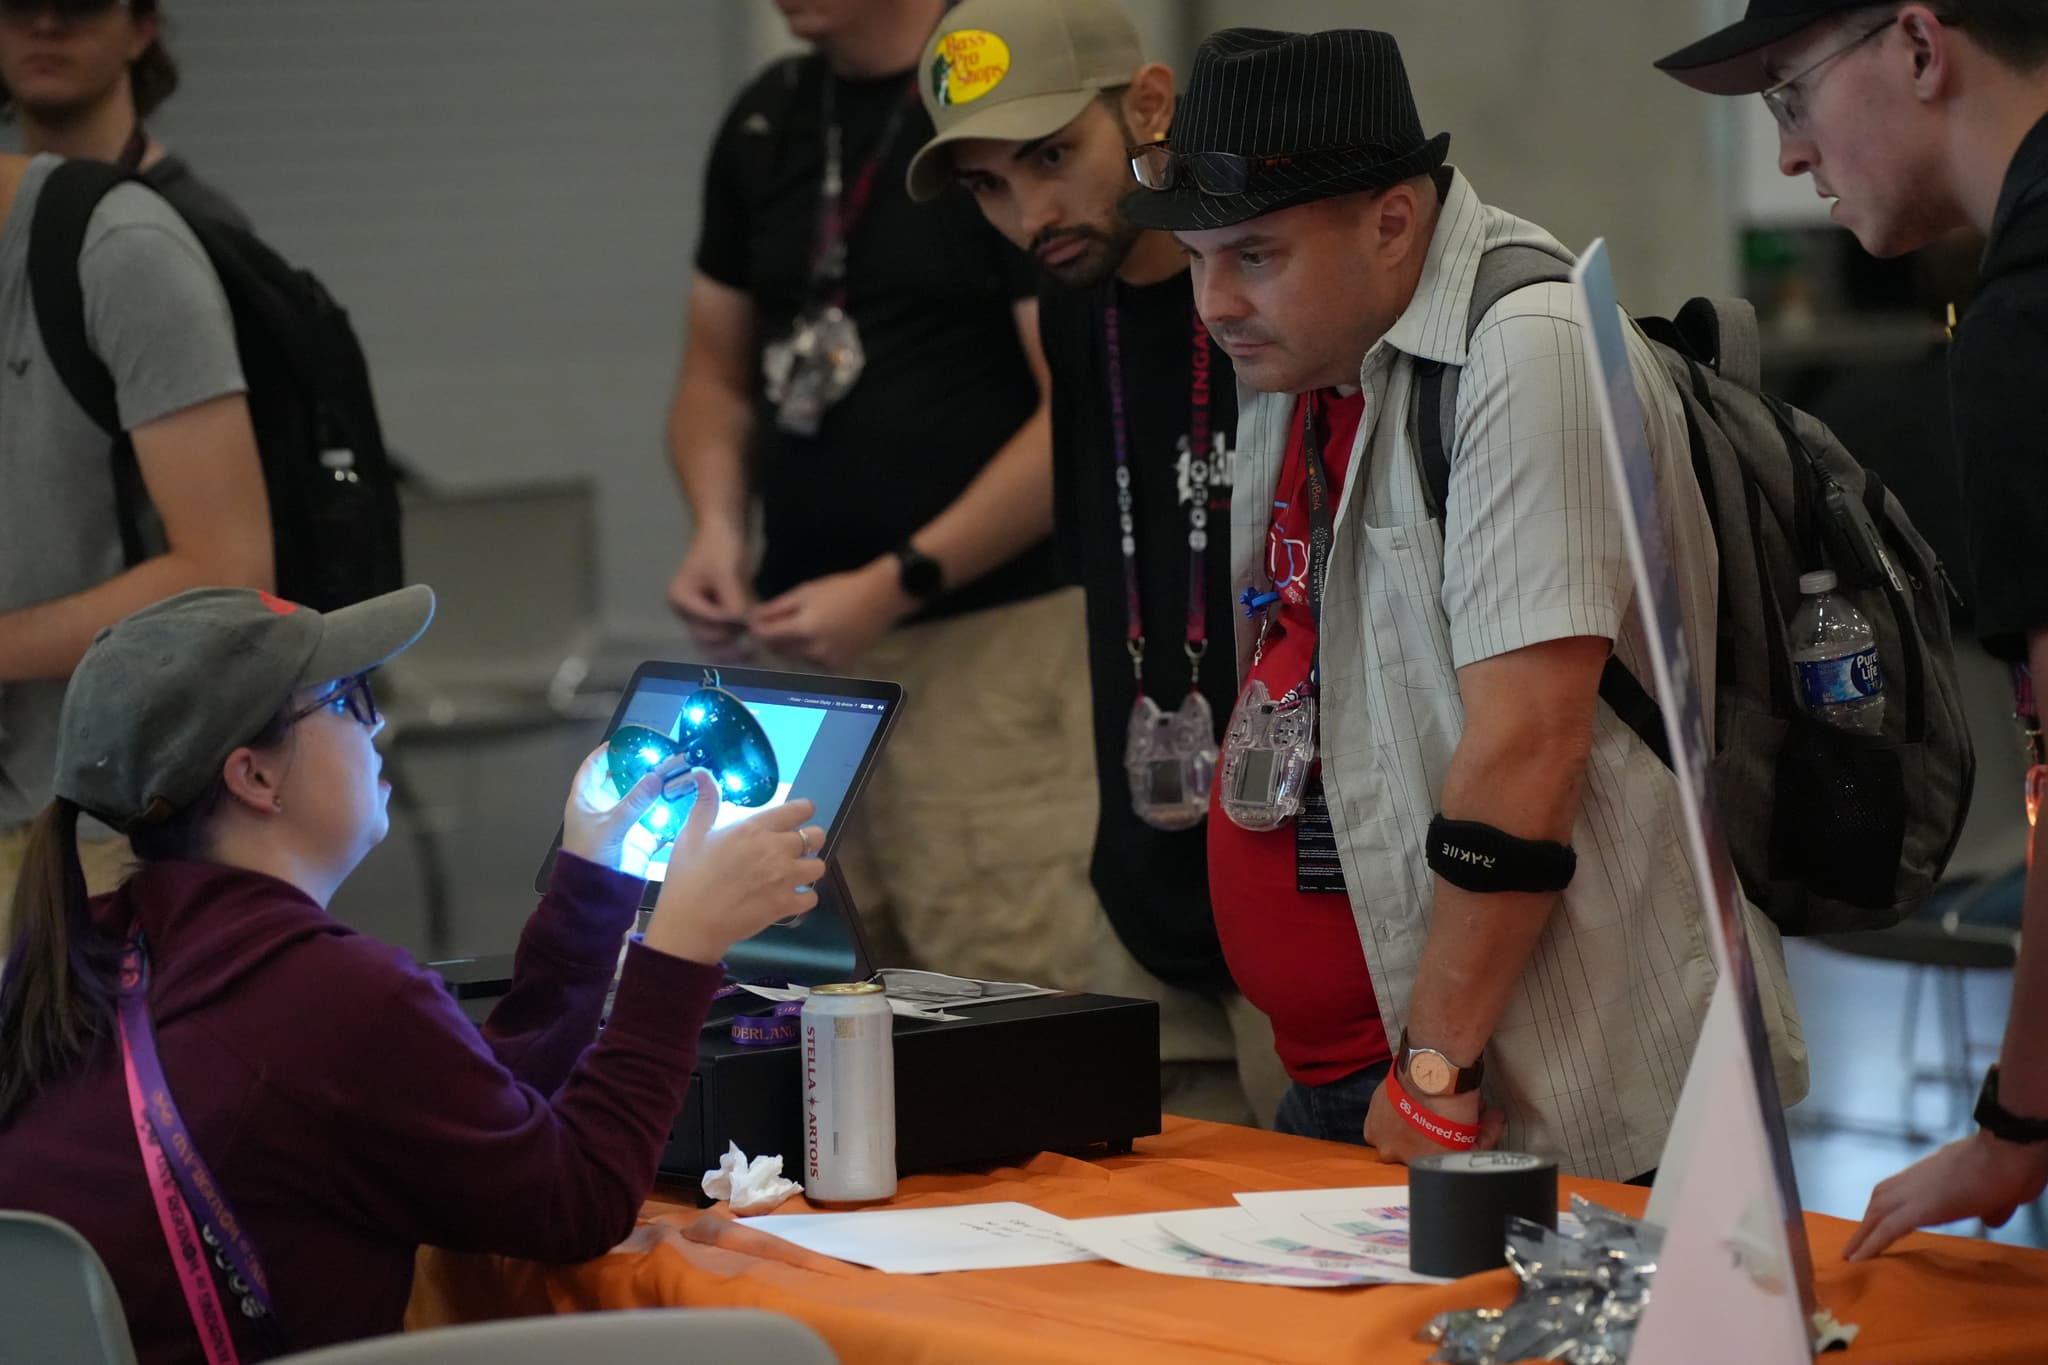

{"left": 735, "top": 1201, "right": 1097, "bottom": 1274}
{"left": 1233, "top": 1186, "right": 1581, "bottom": 1257}
{"left": 1058, "top": 1212, "right": 1388, "bottom": 1287}
{"left": 1231, "top": 1187, "right": 1420, "bottom": 1257}
{"left": 1154, "top": 1207, "right": 1444, "bottom": 1285}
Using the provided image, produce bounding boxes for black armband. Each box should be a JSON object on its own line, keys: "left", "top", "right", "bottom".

{"left": 1426, "top": 814, "right": 1577, "bottom": 894}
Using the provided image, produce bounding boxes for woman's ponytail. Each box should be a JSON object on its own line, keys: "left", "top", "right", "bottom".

{"left": 0, "top": 799, "right": 118, "bottom": 1127}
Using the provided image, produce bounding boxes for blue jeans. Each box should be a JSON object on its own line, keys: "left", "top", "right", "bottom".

{"left": 1276, "top": 1064, "right": 1663, "bottom": 1183}
{"left": 1272, "top": 1059, "right": 1393, "bottom": 1145}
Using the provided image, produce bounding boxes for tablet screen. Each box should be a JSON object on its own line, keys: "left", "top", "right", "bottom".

{"left": 536, "top": 661, "right": 901, "bottom": 900}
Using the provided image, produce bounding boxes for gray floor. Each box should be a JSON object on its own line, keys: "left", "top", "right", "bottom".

{"left": 1782, "top": 937, "right": 2044, "bottom": 1250}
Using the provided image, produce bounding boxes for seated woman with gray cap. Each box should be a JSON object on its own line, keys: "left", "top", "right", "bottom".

{"left": 0, "top": 585, "right": 825, "bottom": 1363}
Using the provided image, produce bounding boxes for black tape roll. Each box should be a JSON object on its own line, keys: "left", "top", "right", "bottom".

{"left": 1409, "top": 1151, "right": 1559, "bottom": 1278}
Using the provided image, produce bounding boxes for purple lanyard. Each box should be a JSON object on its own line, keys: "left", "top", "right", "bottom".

{"left": 118, "top": 935, "right": 276, "bottom": 1364}
{"left": 1103, "top": 299, "right": 1215, "bottom": 697}
{"left": 811, "top": 76, "right": 917, "bottom": 308}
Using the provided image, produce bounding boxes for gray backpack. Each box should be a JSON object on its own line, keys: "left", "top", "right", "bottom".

{"left": 1414, "top": 243, "right": 1974, "bottom": 935}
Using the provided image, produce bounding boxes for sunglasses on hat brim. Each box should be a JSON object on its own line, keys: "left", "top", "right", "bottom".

{"left": 1128, "top": 140, "right": 1408, "bottom": 198}
{"left": 1129, "top": 142, "right": 1301, "bottom": 197}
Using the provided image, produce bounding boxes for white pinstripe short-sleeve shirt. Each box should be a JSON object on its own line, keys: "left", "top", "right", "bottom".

{"left": 1228, "top": 170, "right": 1807, "bottom": 1181}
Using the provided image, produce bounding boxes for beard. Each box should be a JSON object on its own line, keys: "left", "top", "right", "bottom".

{"left": 1030, "top": 215, "right": 1146, "bottom": 289}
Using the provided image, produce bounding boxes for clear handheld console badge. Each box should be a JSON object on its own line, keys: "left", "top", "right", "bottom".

{"left": 1124, "top": 691, "right": 1218, "bottom": 831}
{"left": 1219, "top": 679, "right": 1316, "bottom": 831}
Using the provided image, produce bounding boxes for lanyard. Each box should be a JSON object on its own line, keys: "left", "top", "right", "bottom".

{"left": 810, "top": 74, "right": 916, "bottom": 307}
{"left": 1103, "top": 298, "right": 1215, "bottom": 696}
{"left": 117, "top": 123, "right": 147, "bottom": 172}
{"left": 1295, "top": 396, "right": 1339, "bottom": 689}
{"left": 119, "top": 934, "right": 276, "bottom": 1365}
{"left": 2018, "top": 664, "right": 2043, "bottom": 765}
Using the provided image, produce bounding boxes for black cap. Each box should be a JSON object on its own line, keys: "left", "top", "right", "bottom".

{"left": 1656, "top": 0, "right": 1875, "bottom": 95}
{"left": 1119, "top": 28, "right": 1449, "bottom": 233}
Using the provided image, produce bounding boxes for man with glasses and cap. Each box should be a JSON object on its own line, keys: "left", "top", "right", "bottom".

{"left": 903, "top": 0, "right": 1286, "bottom": 1127}
{"left": 1660, "top": 0, "right": 2048, "bottom": 1256}
{"left": 1123, "top": 27, "right": 1806, "bottom": 1181}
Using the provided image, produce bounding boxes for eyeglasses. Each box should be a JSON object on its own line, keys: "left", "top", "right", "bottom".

{"left": 0, "top": 0, "right": 125, "bottom": 20}
{"left": 286, "top": 674, "right": 381, "bottom": 730}
{"left": 1760, "top": 18, "right": 1896, "bottom": 133}
{"left": 1129, "top": 142, "right": 1316, "bottom": 196}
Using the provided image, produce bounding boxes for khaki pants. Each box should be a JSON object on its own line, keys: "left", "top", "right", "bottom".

{"left": 826, "top": 588, "right": 1104, "bottom": 991}
{"left": 0, "top": 824, "right": 134, "bottom": 957}
{"left": 800, "top": 588, "right": 1279, "bottom": 1128}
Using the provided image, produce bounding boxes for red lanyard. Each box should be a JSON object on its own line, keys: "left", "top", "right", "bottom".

{"left": 1103, "top": 300, "right": 1216, "bottom": 696}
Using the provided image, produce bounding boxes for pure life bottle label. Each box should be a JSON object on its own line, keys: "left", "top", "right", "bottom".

{"left": 1798, "top": 647, "right": 1882, "bottom": 708}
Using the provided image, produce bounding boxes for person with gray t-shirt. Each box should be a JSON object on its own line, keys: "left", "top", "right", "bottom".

{"left": 0, "top": 151, "right": 269, "bottom": 944}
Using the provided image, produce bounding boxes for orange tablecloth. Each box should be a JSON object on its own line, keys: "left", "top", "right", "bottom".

{"left": 408, "top": 1117, "right": 2048, "bottom": 1364}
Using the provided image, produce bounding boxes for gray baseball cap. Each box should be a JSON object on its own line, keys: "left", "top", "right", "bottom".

{"left": 55, "top": 585, "right": 435, "bottom": 830}
{"left": 905, "top": 0, "right": 1143, "bottom": 203}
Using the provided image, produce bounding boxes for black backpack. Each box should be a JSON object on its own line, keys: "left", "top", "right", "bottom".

{"left": 1414, "top": 243, "right": 1974, "bottom": 936}
{"left": 28, "top": 159, "right": 403, "bottom": 612}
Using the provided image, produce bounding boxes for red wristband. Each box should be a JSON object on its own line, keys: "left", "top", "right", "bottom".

{"left": 1385, "top": 1069, "right": 1480, "bottom": 1149}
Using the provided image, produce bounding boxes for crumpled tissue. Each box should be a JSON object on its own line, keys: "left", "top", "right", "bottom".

{"left": 701, "top": 1142, "right": 803, "bottom": 1214}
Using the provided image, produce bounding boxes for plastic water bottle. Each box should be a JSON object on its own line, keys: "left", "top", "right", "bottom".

{"left": 1789, "top": 570, "right": 1885, "bottom": 736}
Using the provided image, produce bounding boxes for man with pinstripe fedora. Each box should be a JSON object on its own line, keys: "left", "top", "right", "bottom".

{"left": 1123, "top": 26, "right": 1808, "bottom": 1182}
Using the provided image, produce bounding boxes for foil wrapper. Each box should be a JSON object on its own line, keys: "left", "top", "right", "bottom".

{"left": 1419, "top": 1195, "right": 1661, "bottom": 1365}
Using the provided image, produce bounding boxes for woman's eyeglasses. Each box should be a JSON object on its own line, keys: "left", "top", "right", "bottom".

{"left": 287, "top": 674, "right": 380, "bottom": 730}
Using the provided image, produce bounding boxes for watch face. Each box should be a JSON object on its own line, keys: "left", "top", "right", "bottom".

{"left": 897, "top": 548, "right": 942, "bottom": 599}
{"left": 1409, "top": 1052, "right": 1454, "bottom": 1096}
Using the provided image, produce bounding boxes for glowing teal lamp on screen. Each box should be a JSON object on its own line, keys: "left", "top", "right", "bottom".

{"left": 607, "top": 672, "right": 779, "bottom": 833}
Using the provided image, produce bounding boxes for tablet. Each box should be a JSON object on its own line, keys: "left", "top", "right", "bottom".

{"left": 534, "top": 660, "right": 902, "bottom": 908}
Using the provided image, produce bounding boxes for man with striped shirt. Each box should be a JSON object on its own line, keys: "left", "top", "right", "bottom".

{"left": 1124, "top": 26, "right": 1807, "bottom": 1183}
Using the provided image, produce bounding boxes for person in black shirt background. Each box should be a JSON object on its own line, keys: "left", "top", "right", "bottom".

{"left": 909, "top": 0, "right": 1285, "bottom": 1125}
{"left": 666, "top": 0, "right": 1108, "bottom": 992}
{"left": 1662, "top": 0, "right": 2048, "bottom": 1257}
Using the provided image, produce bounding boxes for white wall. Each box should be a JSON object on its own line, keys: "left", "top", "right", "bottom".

{"left": 142, "top": 0, "right": 749, "bottom": 643}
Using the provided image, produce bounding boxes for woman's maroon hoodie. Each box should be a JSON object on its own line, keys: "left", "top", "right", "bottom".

{"left": 0, "top": 852, "right": 717, "bottom": 1362}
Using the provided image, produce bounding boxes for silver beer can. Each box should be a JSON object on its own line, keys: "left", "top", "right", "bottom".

{"left": 800, "top": 981, "right": 897, "bottom": 1203}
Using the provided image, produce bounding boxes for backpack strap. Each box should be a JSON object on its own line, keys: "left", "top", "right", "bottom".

{"left": 27, "top": 159, "right": 131, "bottom": 435}
{"left": 1411, "top": 240, "right": 1679, "bottom": 773}
{"left": 28, "top": 159, "right": 150, "bottom": 568}
{"left": 1414, "top": 243, "right": 1573, "bottom": 521}
{"left": 1672, "top": 296, "right": 1762, "bottom": 392}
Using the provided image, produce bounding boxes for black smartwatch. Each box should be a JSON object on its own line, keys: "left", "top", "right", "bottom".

{"left": 892, "top": 543, "right": 944, "bottom": 602}
{"left": 1974, "top": 1066, "right": 2048, "bottom": 1144}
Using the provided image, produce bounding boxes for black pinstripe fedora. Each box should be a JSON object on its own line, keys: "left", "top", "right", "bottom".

{"left": 1120, "top": 28, "right": 1450, "bottom": 232}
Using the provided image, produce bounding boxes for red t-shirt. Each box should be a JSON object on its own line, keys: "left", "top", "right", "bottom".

{"left": 1208, "top": 389, "right": 1390, "bottom": 1085}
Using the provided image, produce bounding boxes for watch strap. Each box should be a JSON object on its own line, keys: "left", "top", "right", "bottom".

{"left": 1976, "top": 1066, "right": 2048, "bottom": 1144}
{"left": 892, "top": 542, "right": 943, "bottom": 600}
